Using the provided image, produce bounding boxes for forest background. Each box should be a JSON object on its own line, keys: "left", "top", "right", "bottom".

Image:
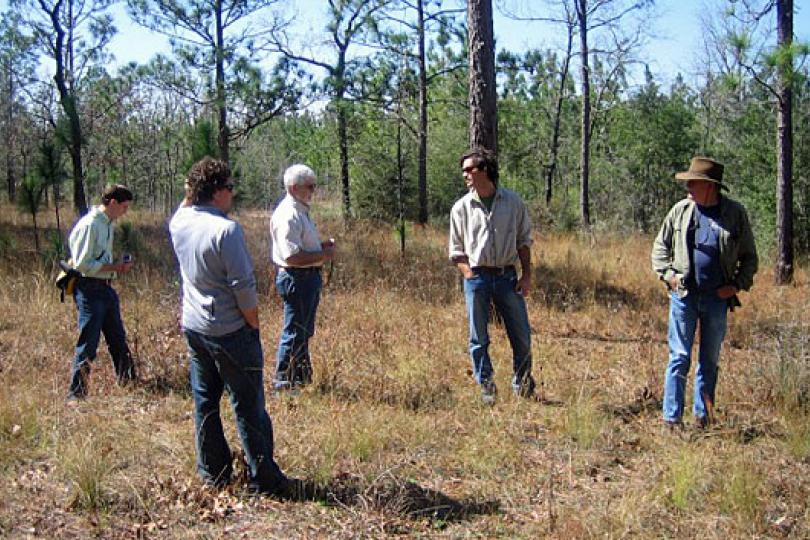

{"left": 2, "top": 0, "right": 809, "bottom": 256}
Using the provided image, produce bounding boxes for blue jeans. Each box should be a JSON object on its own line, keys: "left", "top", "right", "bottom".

{"left": 663, "top": 290, "right": 728, "bottom": 422}
{"left": 463, "top": 268, "right": 533, "bottom": 391}
{"left": 184, "top": 325, "right": 285, "bottom": 491}
{"left": 68, "top": 279, "right": 135, "bottom": 398}
{"left": 274, "top": 268, "right": 322, "bottom": 388}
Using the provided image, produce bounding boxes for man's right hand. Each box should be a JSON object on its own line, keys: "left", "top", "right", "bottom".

{"left": 321, "top": 243, "right": 336, "bottom": 262}
{"left": 668, "top": 276, "right": 680, "bottom": 290}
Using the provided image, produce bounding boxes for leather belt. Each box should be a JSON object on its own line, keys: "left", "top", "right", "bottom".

{"left": 472, "top": 265, "right": 515, "bottom": 275}
{"left": 280, "top": 266, "right": 321, "bottom": 273}
{"left": 80, "top": 276, "right": 112, "bottom": 285}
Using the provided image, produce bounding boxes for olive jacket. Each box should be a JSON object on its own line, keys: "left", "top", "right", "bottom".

{"left": 651, "top": 196, "right": 758, "bottom": 309}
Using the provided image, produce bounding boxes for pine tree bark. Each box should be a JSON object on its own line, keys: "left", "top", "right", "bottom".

{"left": 576, "top": 0, "right": 590, "bottom": 227}
{"left": 775, "top": 0, "right": 794, "bottom": 284}
{"left": 416, "top": 0, "right": 428, "bottom": 223}
{"left": 467, "top": 0, "right": 497, "bottom": 152}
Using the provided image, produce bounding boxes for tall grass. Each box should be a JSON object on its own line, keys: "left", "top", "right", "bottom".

{"left": 1, "top": 201, "right": 809, "bottom": 537}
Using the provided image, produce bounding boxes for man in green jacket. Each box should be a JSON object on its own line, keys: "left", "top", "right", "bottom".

{"left": 651, "top": 157, "right": 757, "bottom": 428}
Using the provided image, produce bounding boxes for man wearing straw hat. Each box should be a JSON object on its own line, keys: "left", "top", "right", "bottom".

{"left": 652, "top": 157, "right": 758, "bottom": 429}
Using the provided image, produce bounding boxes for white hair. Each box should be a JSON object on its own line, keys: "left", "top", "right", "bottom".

{"left": 283, "top": 164, "right": 316, "bottom": 188}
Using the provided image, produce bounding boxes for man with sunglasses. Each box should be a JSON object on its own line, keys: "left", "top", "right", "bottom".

{"left": 169, "top": 157, "right": 289, "bottom": 495}
{"left": 449, "top": 148, "right": 536, "bottom": 404}
{"left": 270, "top": 164, "right": 335, "bottom": 393}
{"left": 652, "top": 157, "right": 758, "bottom": 429}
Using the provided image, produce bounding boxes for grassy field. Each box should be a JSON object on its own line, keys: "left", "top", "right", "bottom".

{"left": 1, "top": 200, "right": 809, "bottom": 539}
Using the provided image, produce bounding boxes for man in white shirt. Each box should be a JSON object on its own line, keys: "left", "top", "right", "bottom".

{"left": 270, "top": 164, "right": 335, "bottom": 392}
{"left": 449, "top": 148, "right": 536, "bottom": 404}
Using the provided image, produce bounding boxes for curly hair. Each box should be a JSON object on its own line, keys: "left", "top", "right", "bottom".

{"left": 460, "top": 147, "right": 499, "bottom": 186}
{"left": 186, "top": 157, "right": 231, "bottom": 205}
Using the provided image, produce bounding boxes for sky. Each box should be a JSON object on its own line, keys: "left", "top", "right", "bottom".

{"left": 27, "top": 1, "right": 810, "bottom": 91}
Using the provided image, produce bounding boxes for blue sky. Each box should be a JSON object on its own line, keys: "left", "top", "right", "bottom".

{"left": 41, "top": 1, "right": 810, "bottom": 90}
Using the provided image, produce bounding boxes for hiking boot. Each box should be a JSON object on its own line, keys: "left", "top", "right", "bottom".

{"left": 694, "top": 416, "right": 710, "bottom": 429}
{"left": 273, "top": 381, "right": 301, "bottom": 397}
{"left": 663, "top": 419, "right": 683, "bottom": 434}
{"left": 513, "top": 374, "right": 536, "bottom": 399}
{"left": 481, "top": 380, "right": 497, "bottom": 405}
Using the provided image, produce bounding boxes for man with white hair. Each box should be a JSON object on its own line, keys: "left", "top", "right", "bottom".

{"left": 270, "top": 164, "right": 335, "bottom": 392}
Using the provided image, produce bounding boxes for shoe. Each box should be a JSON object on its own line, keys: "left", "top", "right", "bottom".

{"left": 694, "top": 416, "right": 709, "bottom": 429}
{"left": 663, "top": 419, "right": 683, "bottom": 433}
{"left": 481, "top": 380, "right": 497, "bottom": 405}
{"left": 250, "top": 475, "right": 302, "bottom": 500}
{"left": 273, "top": 381, "right": 301, "bottom": 397}
{"left": 513, "top": 374, "right": 536, "bottom": 399}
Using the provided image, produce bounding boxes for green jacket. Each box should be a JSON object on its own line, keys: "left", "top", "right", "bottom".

{"left": 651, "top": 196, "right": 758, "bottom": 309}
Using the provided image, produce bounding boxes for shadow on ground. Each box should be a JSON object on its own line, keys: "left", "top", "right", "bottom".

{"left": 286, "top": 472, "right": 500, "bottom": 523}
{"left": 533, "top": 262, "right": 643, "bottom": 311}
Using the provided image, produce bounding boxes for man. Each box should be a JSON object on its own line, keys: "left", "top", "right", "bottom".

{"left": 169, "top": 157, "right": 287, "bottom": 494}
{"left": 652, "top": 156, "right": 758, "bottom": 428}
{"left": 449, "top": 148, "right": 536, "bottom": 404}
{"left": 270, "top": 164, "right": 335, "bottom": 392}
{"left": 66, "top": 184, "right": 137, "bottom": 400}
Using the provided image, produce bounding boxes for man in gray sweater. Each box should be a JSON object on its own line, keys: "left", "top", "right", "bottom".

{"left": 169, "top": 157, "right": 287, "bottom": 495}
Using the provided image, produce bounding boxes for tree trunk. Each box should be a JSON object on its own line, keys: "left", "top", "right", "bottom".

{"left": 48, "top": 0, "right": 87, "bottom": 215}
{"left": 576, "top": 0, "right": 591, "bottom": 227}
{"left": 775, "top": 0, "right": 794, "bottom": 285}
{"left": 416, "top": 0, "right": 428, "bottom": 224}
{"left": 215, "top": 0, "right": 229, "bottom": 163}
{"left": 546, "top": 19, "right": 574, "bottom": 205}
{"left": 467, "top": 0, "right": 497, "bottom": 152}
{"left": 5, "top": 60, "right": 14, "bottom": 203}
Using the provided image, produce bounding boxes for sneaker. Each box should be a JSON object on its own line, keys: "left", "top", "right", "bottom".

{"left": 513, "top": 375, "right": 536, "bottom": 399}
{"left": 481, "top": 380, "right": 497, "bottom": 405}
{"left": 663, "top": 419, "right": 683, "bottom": 433}
{"left": 694, "top": 416, "right": 709, "bottom": 429}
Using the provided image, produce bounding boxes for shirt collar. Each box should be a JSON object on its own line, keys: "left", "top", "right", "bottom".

{"left": 90, "top": 205, "right": 111, "bottom": 225}
{"left": 192, "top": 204, "right": 227, "bottom": 218}
{"left": 471, "top": 187, "right": 500, "bottom": 203}
{"left": 285, "top": 193, "right": 311, "bottom": 213}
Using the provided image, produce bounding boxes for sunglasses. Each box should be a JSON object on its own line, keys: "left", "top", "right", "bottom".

{"left": 223, "top": 183, "right": 235, "bottom": 192}
{"left": 301, "top": 183, "right": 317, "bottom": 191}
{"left": 462, "top": 166, "right": 478, "bottom": 174}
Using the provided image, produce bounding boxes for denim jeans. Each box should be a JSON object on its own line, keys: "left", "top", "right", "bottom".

{"left": 68, "top": 279, "right": 136, "bottom": 398}
{"left": 463, "top": 268, "right": 533, "bottom": 391}
{"left": 663, "top": 290, "right": 728, "bottom": 422}
{"left": 184, "top": 325, "right": 285, "bottom": 491}
{"left": 274, "top": 268, "right": 322, "bottom": 388}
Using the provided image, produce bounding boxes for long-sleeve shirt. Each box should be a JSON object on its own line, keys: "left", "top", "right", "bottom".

{"left": 270, "top": 194, "right": 323, "bottom": 268}
{"left": 68, "top": 206, "right": 116, "bottom": 279}
{"left": 448, "top": 187, "right": 533, "bottom": 268}
{"left": 169, "top": 205, "right": 258, "bottom": 337}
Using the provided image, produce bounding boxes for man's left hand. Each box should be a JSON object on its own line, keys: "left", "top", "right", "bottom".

{"left": 717, "top": 285, "right": 738, "bottom": 299}
{"left": 516, "top": 275, "right": 532, "bottom": 296}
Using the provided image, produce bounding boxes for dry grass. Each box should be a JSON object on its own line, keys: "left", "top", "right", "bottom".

{"left": 1, "top": 200, "right": 809, "bottom": 538}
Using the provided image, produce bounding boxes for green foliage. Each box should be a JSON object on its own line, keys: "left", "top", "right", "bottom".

{"left": 666, "top": 449, "right": 704, "bottom": 511}
{"left": 186, "top": 120, "right": 218, "bottom": 168}
{"left": 116, "top": 221, "right": 141, "bottom": 258}
{"left": 16, "top": 174, "right": 46, "bottom": 217}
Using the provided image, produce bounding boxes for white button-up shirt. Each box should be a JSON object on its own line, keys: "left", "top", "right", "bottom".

{"left": 449, "top": 187, "right": 533, "bottom": 268}
{"left": 270, "top": 194, "right": 323, "bottom": 267}
{"left": 68, "top": 206, "right": 116, "bottom": 279}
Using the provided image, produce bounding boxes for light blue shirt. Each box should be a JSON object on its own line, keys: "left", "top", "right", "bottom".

{"left": 169, "top": 205, "right": 258, "bottom": 337}
{"left": 68, "top": 206, "right": 116, "bottom": 279}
